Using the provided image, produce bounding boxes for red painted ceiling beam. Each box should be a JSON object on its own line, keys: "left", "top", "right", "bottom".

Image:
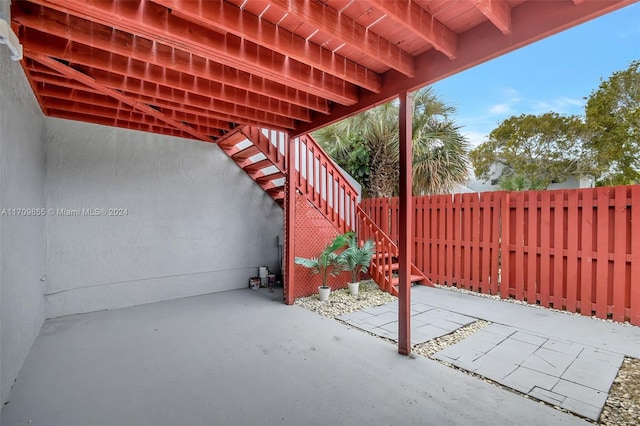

{"left": 292, "top": 0, "right": 636, "bottom": 137}
{"left": 151, "top": 0, "right": 382, "bottom": 94}
{"left": 21, "top": 40, "right": 298, "bottom": 129}
{"left": 27, "top": 52, "right": 214, "bottom": 142}
{"left": 118, "top": 91, "right": 292, "bottom": 133}
{"left": 12, "top": 2, "right": 329, "bottom": 115}
{"left": 30, "top": 0, "right": 359, "bottom": 106}
{"left": 19, "top": 27, "right": 311, "bottom": 123}
{"left": 40, "top": 95, "right": 227, "bottom": 137}
{"left": 28, "top": 73, "right": 105, "bottom": 96}
{"left": 268, "top": 0, "right": 415, "bottom": 77}
{"left": 473, "top": 0, "right": 512, "bottom": 35}
{"left": 29, "top": 72, "right": 284, "bottom": 132}
{"left": 368, "top": 0, "right": 458, "bottom": 59}
{"left": 47, "top": 109, "right": 200, "bottom": 140}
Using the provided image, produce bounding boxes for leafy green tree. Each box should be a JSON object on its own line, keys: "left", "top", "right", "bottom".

{"left": 470, "top": 112, "right": 590, "bottom": 189}
{"left": 585, "top": 60, "right": 640, "bottom": 186}
{"left": 498, "top": 174, "right": 546, "bottom": 191}
{"left": 314, "top": 88, "right": 470, "bottom": 198}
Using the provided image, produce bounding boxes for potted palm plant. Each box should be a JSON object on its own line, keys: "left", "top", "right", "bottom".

{"left": 341, "top": 233, "right": 375, "bottom": 296}
{"left": 294, "top": 233, "right": 350, "bottom": 301}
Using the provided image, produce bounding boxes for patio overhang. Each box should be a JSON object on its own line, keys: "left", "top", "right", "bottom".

{"left": 9, "top": 0, "right": 637, "bottom": 139}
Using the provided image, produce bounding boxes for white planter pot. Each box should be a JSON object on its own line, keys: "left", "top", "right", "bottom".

{"left": 348, "top": 282, "right": 360, "bottom": 296}
{"left": 318, "top": 286, "right": 331, "bottom": 301}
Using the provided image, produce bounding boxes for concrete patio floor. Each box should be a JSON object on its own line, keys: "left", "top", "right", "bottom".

{"left": 1, "top": 288, "right": 591, "bottom": 426}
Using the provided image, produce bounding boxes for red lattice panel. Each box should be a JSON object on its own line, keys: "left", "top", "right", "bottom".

{"left": 293, "top": 193, "right": 350, "bottom": 299}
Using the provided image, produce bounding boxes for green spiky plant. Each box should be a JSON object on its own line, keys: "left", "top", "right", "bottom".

{"left": 341, "top": 233, "right": 375, "bottom": 284}
{"left": 294, "top": 233, "right": 350, "bottom": 289}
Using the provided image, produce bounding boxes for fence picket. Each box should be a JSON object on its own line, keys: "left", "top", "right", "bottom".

{"left": 553, "top": 191, "right": 565, "bottom": 310}
{"left": 566, "top": 190, "right": 579, "bottom": 312}
{"left": 612, "top": 186, "right": 627, "bottom": 322}
{"left": 490, "top": 193, "right": 501, "bottom": 295}
{"left": 580, "top": 190, "right": 594, "bottom": 315}
{"left": 526, "top": 191, "right": 538, "bottom": 304}
{"left": 539, "top": 190, "right": 551, "bottom": 307}
{"left": 471, "top": 194, "right": 481, "bottom": 292}
{"left": 595, "top": 187, "right": 610, "bottom": 318}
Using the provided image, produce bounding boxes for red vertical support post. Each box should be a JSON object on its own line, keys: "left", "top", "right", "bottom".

{"left": 398, "top": 90, "right": 412, "bottom": 356}
{"left": 284, "top": 133, "right": 296, "bottom": 305}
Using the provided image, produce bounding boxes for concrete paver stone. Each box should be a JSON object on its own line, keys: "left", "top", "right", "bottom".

{"left": 521, "top": 347, "right": 575, "bottom": 377}
{"left": 502, "top": 367, "right": 560, "bottom": 394}
{"left": 530, "top": 387, "right": 566, "bottom": 406}
{"left": 511, "top": 330, "right": 548, "bottom": 346}
{"left": 553, "top": 379, "right": 609, "bottom": 408}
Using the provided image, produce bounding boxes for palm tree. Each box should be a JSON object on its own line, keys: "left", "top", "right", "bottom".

{"left": 314, "top": 87, "right": 470, "bottom": 197}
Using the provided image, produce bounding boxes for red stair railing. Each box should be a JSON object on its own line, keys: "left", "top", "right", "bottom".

{"left": 356, "top": 205, "right": 397, "bottom": 293}
{"left": 291, "top": 133, "right": 359, "bottom": 234}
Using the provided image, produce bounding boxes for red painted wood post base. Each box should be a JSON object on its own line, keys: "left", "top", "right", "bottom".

{"left": 398, "top": 90, "right": 412, "bottom": 355}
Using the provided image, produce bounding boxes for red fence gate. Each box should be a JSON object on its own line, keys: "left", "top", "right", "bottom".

{"left": 361, "top": 186, "right": 640, "bottom": 325}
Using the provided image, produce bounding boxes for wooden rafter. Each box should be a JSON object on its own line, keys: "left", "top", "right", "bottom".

{"left": 13, "top": 1, "right": 330, "bottom": 114}
{"left": 47, "top": 109, "right": 198, "bottom": 139}
{"left": 41, "top": 88, "right": 232, "bottom": 136}
{"left": 473, "top": 0, "right": 512, "bottom": 35}
{"left": 20, "top": 31, "right": 310, "bottom": 124}
{"left": 268, "top": 0, "right": 415, "bottom": 77}
{"left": 292, "top": 0, "right": 636, "bottom": 137}
{"left": 27, "top": 52, "right": 215, "bottom": 141}
{"left": 30, "top": 0, "right": 359, "bottom": 106}
{"left": 368, "top": 0, "right": 458, "bottom": 59}
{"left": 150, "top": 0, "right": 382, "bottom": 94}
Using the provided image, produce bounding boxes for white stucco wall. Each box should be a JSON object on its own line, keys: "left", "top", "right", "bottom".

{"left": 466, "top": 164, "right": 594, "bottom": 192}
{"left": 0, "top": 50, "right": 47, "bottom": 403}
{"left": 44, "top": 119, "right": 283, "bottom": 318}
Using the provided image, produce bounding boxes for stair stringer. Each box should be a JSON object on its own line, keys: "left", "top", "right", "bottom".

{"left": 356, "top": 206, "right": 433, "bottom": 296}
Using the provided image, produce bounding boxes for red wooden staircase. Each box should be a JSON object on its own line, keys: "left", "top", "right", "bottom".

{"left": 216, "top": 125, "right": 431, "bottom": 297}
{"left": 217, "top": 126, "right": 286, "bottom": 206}
{"left": 356, "top": 206, "right": 432, "bottom": 296}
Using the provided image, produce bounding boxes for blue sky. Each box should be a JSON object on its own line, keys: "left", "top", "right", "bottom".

{"left": 431, "top": 2, "right": 640, "bottom": 148}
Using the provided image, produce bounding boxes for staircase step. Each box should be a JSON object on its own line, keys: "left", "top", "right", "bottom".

{"left": 255, "top": 171, "right": 285, "bottom": 184}
{"left": 243, "top": 158, "right": 272, "bottom": 173}
{"left": 266, "top": 186, "right": 284, "bottom": 196}
{"left": 217, "top": 131, "right": 246, "bottom": 149}
{"left": 231, "top": 145, "right": 261, "bottom": 162}
{"left": 390, "top": 275, "right": 426, "bottom": 287}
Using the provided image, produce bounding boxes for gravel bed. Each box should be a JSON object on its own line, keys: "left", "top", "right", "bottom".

{"left": 600, "top": 357, "right": 640, "bottom": 426}
{"left": 413, "top": 320, "right": 491, "bottom": 358}
{"left": 294, "top": 280, "right": 396, "bottom": 318}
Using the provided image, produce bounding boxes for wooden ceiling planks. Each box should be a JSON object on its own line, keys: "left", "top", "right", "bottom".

{"left": 9, "top": 0, "right": 636, "bottom": 142}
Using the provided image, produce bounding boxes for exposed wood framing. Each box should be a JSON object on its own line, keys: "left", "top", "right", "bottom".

{"left": 368, "top": 0, "right": 458, "bottom": 59}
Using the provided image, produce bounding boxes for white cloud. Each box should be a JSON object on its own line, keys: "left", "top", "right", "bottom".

{"left": 463, "top": 130, "right": 489, "bottom": 148}
{"left": 489, "top": 103, "right": 512, "bottom": 115}
{"left": 531, "top": 96, "right": 585, "bottom": 114}
{"left": 486, "top": 87, "right": 521, "bottom": 116}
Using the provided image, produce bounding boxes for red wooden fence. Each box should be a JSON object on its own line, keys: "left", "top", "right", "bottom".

{"left": 361, "top": 186, "right": 640, "bottom": 325}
